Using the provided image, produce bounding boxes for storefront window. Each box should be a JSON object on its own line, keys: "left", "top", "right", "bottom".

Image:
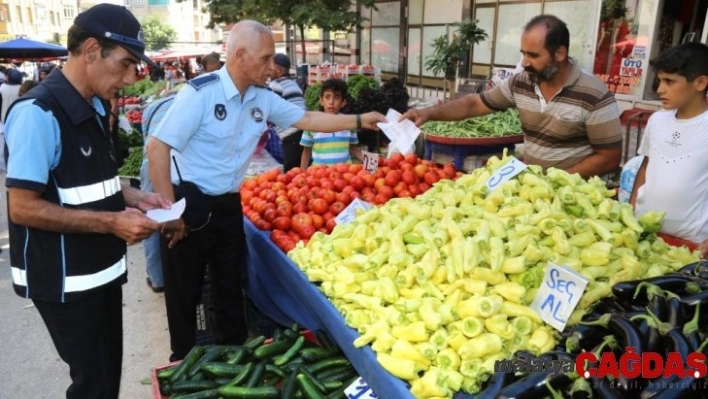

{"left": 592, "top": 0, "right": 647, "bottom": 97}
{"left": 494, "top": 2, "right": 542, "bottom": 66}
{"left": 371, "top": 27, "right": 400, "bottom": 73}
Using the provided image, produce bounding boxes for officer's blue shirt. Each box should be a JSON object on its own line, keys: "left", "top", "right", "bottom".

{"left": 152, "top": 66, "right": 306, "bottom": 195}
{"left": 5, "top": 97, "right": 106, "bottom": 191}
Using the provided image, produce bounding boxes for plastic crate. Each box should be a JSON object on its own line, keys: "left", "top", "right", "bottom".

{"left": 195, "top": 277, "right": 217, "bottom": 345}
{"left": 424, "top": 139, "right": 515, "bottom": 171}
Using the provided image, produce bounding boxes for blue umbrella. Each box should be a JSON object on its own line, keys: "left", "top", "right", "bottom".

{"left": 0, "top": 38, "right": 67, "bottom": 59}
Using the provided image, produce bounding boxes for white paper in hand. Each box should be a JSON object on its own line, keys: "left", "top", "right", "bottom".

{"left": 376, "top": 109, "right": 420, "bottom": 155}
{"left": 146, "top": 198, "right": 186, "bottom": 223}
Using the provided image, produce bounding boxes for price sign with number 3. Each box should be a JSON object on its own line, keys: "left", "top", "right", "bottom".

{"left": 362, "top": 151, "right": 379, "bottom": 174}
{"left": 486, "top": 158, "right": 527, "bottom": 192}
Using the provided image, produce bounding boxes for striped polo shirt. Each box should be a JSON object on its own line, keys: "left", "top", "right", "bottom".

{"left": 480, "top": 61, "right": 622, "bottom": 170}
{"left": 300, "top": 129, "right": 358, "bottom": 165}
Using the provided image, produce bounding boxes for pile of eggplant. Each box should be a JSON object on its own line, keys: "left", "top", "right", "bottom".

{"left": 461, "top": 261, "right": 708, "bottom": 399}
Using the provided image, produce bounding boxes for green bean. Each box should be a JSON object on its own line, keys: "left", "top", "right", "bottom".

{"left": 422, "top": 109, "right": 522, "bottom": 138}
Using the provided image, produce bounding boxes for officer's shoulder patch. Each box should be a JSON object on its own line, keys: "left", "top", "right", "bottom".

{"left": 187, "top": 74, "right": 220, "bottom": 90}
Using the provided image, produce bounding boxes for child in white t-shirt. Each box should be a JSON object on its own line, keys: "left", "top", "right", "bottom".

{"left": 629, "top": 42, "right": 708, "bottom": 258}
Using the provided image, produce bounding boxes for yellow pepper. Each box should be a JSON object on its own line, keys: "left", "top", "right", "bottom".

{"left": 409, "top": 368, "right": 449, "bottom": 398}
{"left": 392, "top": 321, "right": 429, "bottom": 342}
{"left": 419, "top": 299, "right": 443, "bottom": 331}
{"left": 447, "top": 330, "right": 469, "bottom": 352}
{"left": 371, "top": 331, "right": 396, "bottom": 353}
{"left": 458, "top": 333, "right": 503, "bottom": 360}
{"left": 438, "top": 369, "right": 464, "bottom": 392}
{"left": 460, "top": 316, "right": 484, "bottom": 338}
{"left": 501, "top": 301, "right": 542, "bottom": 323}
{"left": 435, "top": 348, "right": 462, "bottom": 372}
{"left": 377, "top": 353, "right": 422, "bottom": 381}
{"left": 429, "top": 328, "right": 449, "bottom": 351}
{"left": 416, "top": 342, "right": 438, "bottom": 361}
{"left": 391, "top": 338, "right": 432, "bottom": 368}
{"left": 527, "top": 326, "right": 556, "bottom": 354}
{"left": 493, "top": 281, "right": 526, "bottom": 303}
{"left": 484, "top": 314, "right": 516, "bottom": 340}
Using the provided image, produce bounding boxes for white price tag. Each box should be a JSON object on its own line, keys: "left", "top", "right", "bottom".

{"left": 376, "top": 108, "right": 420, "bottom": 155}
{"left": 530, "top": 263, "right": 589, "bottom": 332}
{"left": 362, "top": 151, "right": 379, "bottom": 174}
{"left": 344, "top": 377, "right": 378, "bottom": 399}
{"left": 334, "top": 198, "right": 372, "bottom": 225}
{"left": 486, "top": 158, "right": 527, "bottom": 192}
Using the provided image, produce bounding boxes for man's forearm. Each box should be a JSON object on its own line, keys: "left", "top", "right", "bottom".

{"left": 8, "top": 189, "right": 115, "bottom": 235}
{"left": 295, "top": 112, "right": 357, "bottom": 133}
{"left": 565, "top": 152, "right": 619, "bottom": 179}
{"left": 146, "top": 138, "right": 176, "bottom": 202}
{"left": 121, "top": 183, "right": 145, "bottom": 208}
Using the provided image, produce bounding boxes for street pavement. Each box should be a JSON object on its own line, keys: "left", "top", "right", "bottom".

{"left": 0, "top": 175, "right": 172, "bottom": 399}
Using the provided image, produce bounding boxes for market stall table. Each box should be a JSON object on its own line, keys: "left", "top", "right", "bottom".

{"left": 244, "top": 218, "right": 413, "bottom": 399}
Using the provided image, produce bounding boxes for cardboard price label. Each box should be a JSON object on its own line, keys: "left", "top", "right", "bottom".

{"left": 486, "top": 158, "right": 527, "bottom": 192}
{"left": 362, "top": 151, "right": 379, "bottom": 174}
{"left": 530, "top": 263, "right": 589, "bottom": 332}
{"left": 334, "top": 198, "right": 372, "bottom": 225}
{"left": 344, "top": 377, "right": 378, "bottom": 399}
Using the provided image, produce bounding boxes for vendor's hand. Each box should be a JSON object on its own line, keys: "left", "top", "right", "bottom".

{"left": 162, "top": 218, "right": 189, "bottom": 249}
{"left": 698, "top": 240, "right": 708, "bottom": 260}
{"left": 361, "top": 112, "right": 387, "bottom": 130}
{"left": 399, "top": 108, "right": 429, "bottom": 127}
{"left": 112, "top": 208, "right": 161, "bottom": 245}
{"left": 136, "top": 192, "right": 172, "bottom": 213}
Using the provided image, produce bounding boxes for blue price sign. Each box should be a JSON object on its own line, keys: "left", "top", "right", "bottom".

{"left": 486, "top": 158, "right": 527, "bottom": 192}
{"left": 344, "top": 377, "right": 378, "bottom": 399}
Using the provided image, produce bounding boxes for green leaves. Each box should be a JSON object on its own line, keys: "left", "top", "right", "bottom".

{"left": 140, "top": 15, "right": 177, "bottom": 51}
{"left": 424, "top": 19, "right": 488, "bottom": 80}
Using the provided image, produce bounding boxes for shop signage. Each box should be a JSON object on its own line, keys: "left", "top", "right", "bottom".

{"left": 530, "top": 263, "right": 588, "bottom": 332}
{"left": 620, "top": 58, "right": 643, "bottom": 77}
{"left": 576, "top": 350, "right": 707, "bottom": 380}
{"left": 486, "top": 157, "right": 527, "bottom": 193}
{"left": 344, "top": 376, "right": 379, "bottom": 399}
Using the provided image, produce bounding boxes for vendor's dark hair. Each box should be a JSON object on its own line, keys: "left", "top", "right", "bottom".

{"left": 67, "top": 25, "right": 118, "bottom": 57}
{"left": 320, "top": 78, "right": 348, "bottom": 98}
{"left": 524, "top": 15, "right": 569, "bottom": 56}
{"left": 650, "top": 42, "right": 708, "bottom": 84}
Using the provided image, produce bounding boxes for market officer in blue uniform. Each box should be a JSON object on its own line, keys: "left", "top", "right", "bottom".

{"left": 147, "top": 19, "right": 386, "bottom": 361}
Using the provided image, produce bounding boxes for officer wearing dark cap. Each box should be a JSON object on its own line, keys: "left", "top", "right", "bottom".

{"left": 4, "top": 4, "right": 169, "bottom": 398}
{"left": 270, "top": 53, "right": 307, "bottom": 171}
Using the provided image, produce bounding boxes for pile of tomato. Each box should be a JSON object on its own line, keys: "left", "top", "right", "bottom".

{"left": 118, "top": 96, "right": 141, "bottom": 107}
{"left": 125, "top": 109, "right": 143, "bottom": 124}
{"left": 241, "top": 153, "right": 460, "bottom": 252}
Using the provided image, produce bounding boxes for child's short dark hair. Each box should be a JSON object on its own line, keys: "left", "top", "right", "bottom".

{"left": 320, "top": 78, "right": 348, "bottom": 98}
{"left": 650, "top": 42, "right": 708, "bottom": 85}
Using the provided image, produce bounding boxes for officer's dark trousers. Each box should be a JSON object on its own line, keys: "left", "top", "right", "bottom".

{"left": 281, "top": 131, "right": 304, "bottom": 172}
{"left": 161, "top": 193, "right": 248, "bottom": 361}
{"left": 34, "top": 284, "right": 123, "bottom": 399}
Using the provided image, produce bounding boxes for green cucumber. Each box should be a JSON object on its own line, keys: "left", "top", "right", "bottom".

{"left": 225, "top": 362, "right": 254, "bottom": 387}
{"left": 264, "top": 364, "right": 285, "bottom": 378}
{"left": 274, "top": 336, "right": 306, "bottom": 366}
{"left": 281, "top": 366, "right": 300, "bottom": 399}
{"left": 296, "top": 373, "right": 326, "bottom": 399}
{"left": 200, "top": 362, "right": 244, "bottom": 378}
{"left": 170, "top": 388, "right": 219, "bottom": 399}
{"left": 283, "top": 357, "right": 306, "bottom": 372}
{"left": 300, "top": 367, "right": 327, "bottom": 394}
{"left": 253, "top": 340, "right": 293, "bottom": 359}
{"left": 282, "top": 328, "right": 300, "bottom": 340}
{"left": 169, "top": 380, "right": 219, "bottom": 394}
{"left": 324, "top": 376, "right": 357, "bottom": 399}
{"left": 315, "top": 365, "right": 354, "bottom": 381}
{"left": 170, "top": 346, "right": 205, "bottom": 384}
{"left": 322, "top": 381, "right": 343, "bottom": 393}
{"left": 214, "top": 377, "right": 232, "bottom": 385}
{"left": 244, "top": 335, "right": 267, "bottom": 350}
{"left": 157, "top": 365, "right": 177, "bottom": 380}
{"left": 272, "top": 329, "right": 284, "bottom": 342}
{"left": 188, "top": 348, "right": 224, "bottom": 377}
{"left": 217, "top": 385, "right": 280, "bottom": 398}
{"left": 245, "top": 362, "right": 266, "bottom": 388}
{"left": 304, "top": 358, "right": 349, "bottom": 374}
{"left": 300, "top": 348, "right": 341, "bottom": 363}
{"left": 226, "top": 346, "right": 252, "bottom": 365}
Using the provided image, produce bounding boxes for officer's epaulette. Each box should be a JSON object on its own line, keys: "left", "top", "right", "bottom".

{"left": 187, "top": 73, "right": 220, "bottom": 90}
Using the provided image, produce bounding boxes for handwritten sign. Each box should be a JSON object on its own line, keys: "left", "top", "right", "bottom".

{"left": 362, "top": 151, "right": 379, "bottom": 174}
{"left": 530, "top": 263, "right": 589, "bottom": 332}
{"left": 334, "top": 198, "right": 372, "bottom": 225}
{"left": 344, "top": 377, "right": 379, "bottom": 399}
{"left": 620, "top": 58, "right": 643, "bottom": 77}
{"left": 486, "top": 158, "right": 527, "bottom": 192}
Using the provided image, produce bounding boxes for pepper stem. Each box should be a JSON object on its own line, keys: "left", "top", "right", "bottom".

{"left": 683, "top": 302, "right": 701, "bottom": 337}
{"left": 580, "top": 313, "right": 611, "bottom": 328}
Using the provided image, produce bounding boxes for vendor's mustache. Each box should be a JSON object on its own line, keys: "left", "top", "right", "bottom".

{"left": 524, "top": 67, "right": 539, "bottom": 74}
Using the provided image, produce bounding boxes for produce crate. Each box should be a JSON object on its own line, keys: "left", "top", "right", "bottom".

{"left": 196, "top": 277, "right": 217, "bottom": 346}
{"left": 151, "top": 330, "right": 320, "bottom": 399}
{"left": 424, "top": 138, "right": 517, "bottom": 171}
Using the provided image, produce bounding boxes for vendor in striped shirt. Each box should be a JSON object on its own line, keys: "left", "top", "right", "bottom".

{"left": 300, "top": 78, "right": 363, "bottom": 169}
{"left": 401, "top": 14, "right": 623, "bottom": 179}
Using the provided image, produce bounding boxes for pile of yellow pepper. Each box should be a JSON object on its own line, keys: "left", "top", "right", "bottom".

{"left": 288, "top": 154, "right": 699, "bottom": 398}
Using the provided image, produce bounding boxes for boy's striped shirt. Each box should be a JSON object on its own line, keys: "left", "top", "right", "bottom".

{"left": 300, "top": 129, "right": 358, "bottom": 165}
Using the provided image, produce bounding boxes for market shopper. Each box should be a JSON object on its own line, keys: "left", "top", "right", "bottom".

{"left": 401, "top": 14, "right": 623, "bottom": 179}
{"left": 629, "top": 42, "right": 708, "bottom": 253}
{"left": 3, "top": 4, "right": 169, "bottom": 398}
{"left": 270, "top": 53, "right": 307, "bottom": 171}
{"left": 147, "top": 19, "right": 385, "bottom": 361}
{"left": 201, "top": 52, "right": 222, "bottom": 73}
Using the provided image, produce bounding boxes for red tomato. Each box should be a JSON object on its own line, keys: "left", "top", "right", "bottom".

{"left": 299, "top": 224, "right": 316, "bottom": 239}
{"left": 272, "top": 217, "right": 291, "bottom": 231}
{"left": 349, "top": 191, "right": 362, "bottom": 201}
{"left": 311, "top": 214, "right": 324, "bottom": 229}
{"left": 281, "top": 239, "right": 296, "bottom": 253}
{"left": 443, "top": 165, "right": 457, "bottom": 179}
{"left": 408, "top": 184, "right": 422, "bottom": 197}
{"left": 334, "top": 164, "right": 349, "bottom": 174}
{"left": 401, "top": 170, "right": 418, "bottom": 185}
{"left": 342, "top": 172, "right": 355, "bottom": 183}
{"left": 320, "top": 179, "right": 334, "bottom": 191}
{"left": 349, "top": 164, "right": 363, "bottom": 174}
{"left": 424, "top": 171, "right": 440, "bottom": 186}
{"left": 374, "top": 178, "right": 387, "bottom": 193}
{"left": 374, "top": 193, "right": 389, "bottom": 205}
{"left": 384, "top": 170, "right": 402, "bottom": 187}
{"left": 330, "top": 201, "right": 346, "bottom": 215}
{"left": 398, "top": 190, "right": 412, "bottom": 198}
{"left": 362, "top": 174, "right": 376, "bottom": 188}
{"left": 341, "top": 186, "right": 355, "bottom": 195}
{"left": 362, "top": 191, "right": 376, "bottom": 203}
{"left": 322, "top": 211, "right": 335, "bottom": 222}
{"left": 350, "top": 176, "right": 365, "bottom": 191}
{"left": 333, "top": 179, "right": 348, "bottom": 191}
{"left": 293, "top": 202, "right": 307, "bottom": 214}
{"left": 387, "top": 153, "right": 404, "bottom": 168}
{"left": 308, "top": 198, "right": 329, "bottom": 214}
{"left": 292, "top": 212, "right": 313, "bottom": 233}
{"left": 418, "top": 182, "right": 431, "bottom": 193}
{"left": 404, "top": 153, "right": 419, "bottom": 165}
{"left": 413, "top": 164, "right": 429, "bottom": 178}
{"left": 320, "top": 190, "right": 336, "bottom": 204}
{"left": 335, "top": 192, "right": 350, "bottom": 204}
{"left": 378, "top": 185, "right": 394, "bottom": 198}
{"left": 263, "top": 208, "right": 277, "bottom": 222}
{"left": 325, "top": 218, "right": 337, "bottom": 233}
{"left": 393, "top": 181, "right": 408, "bottom": 196}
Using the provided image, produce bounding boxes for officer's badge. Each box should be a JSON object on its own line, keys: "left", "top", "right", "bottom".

{"left": 251, "top": 107, "right": 264, "bottom": 122}
{"left": 215, "top": 104, "right": 227, "bottom": 120}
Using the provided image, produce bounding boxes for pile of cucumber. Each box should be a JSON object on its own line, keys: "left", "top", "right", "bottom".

{"left": 156, "top": 326, "right": 358, "bottom": 399}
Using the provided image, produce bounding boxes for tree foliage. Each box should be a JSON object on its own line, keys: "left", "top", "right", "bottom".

{"left": 141, "top": 15, "right": 178, "bottom": 51}
{"left": 195, "top": 0, "right": 376, "bottom": 59}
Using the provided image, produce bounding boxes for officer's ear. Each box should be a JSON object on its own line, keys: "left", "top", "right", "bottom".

{"left": 82, "top": 38, "right": 100, "bottom": 63}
